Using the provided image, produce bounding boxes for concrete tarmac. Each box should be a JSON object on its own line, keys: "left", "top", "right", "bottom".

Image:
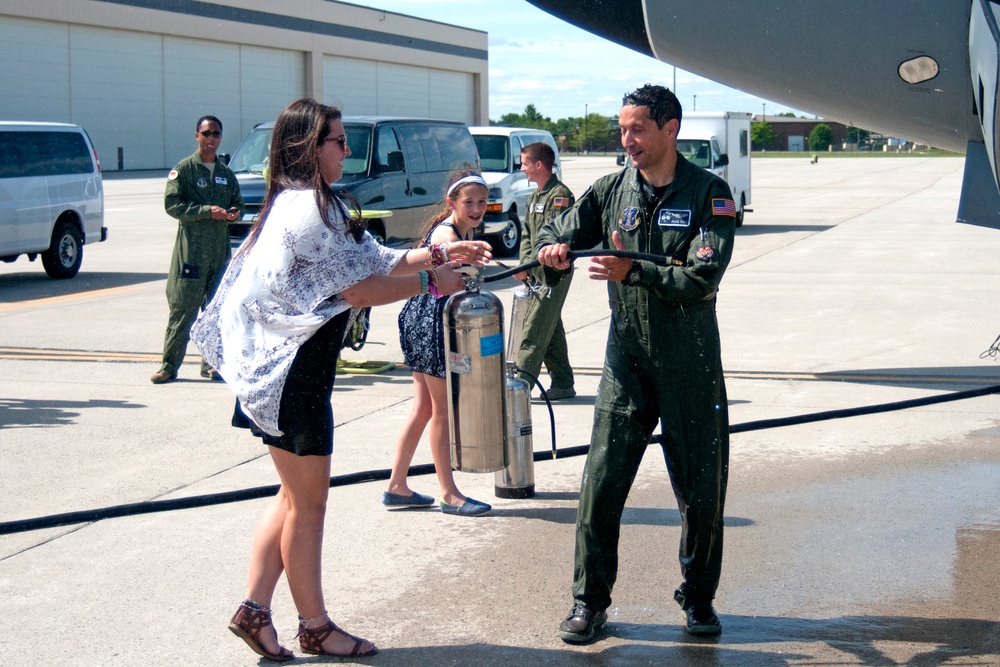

{"left": 1, "top": 155, "right": 999, "bottom": 666}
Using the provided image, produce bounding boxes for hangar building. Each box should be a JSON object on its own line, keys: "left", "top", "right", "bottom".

{"left": 0, "top": 0, "right": 488, "bottom": 170}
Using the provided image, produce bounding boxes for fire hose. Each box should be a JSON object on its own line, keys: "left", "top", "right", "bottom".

{"left": 4, "top": 250, "right": 998, "bottom": 534}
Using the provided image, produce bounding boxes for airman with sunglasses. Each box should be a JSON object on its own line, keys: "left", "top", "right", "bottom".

{"left": 152, "top": 115, "right": 244, "bottom": 384}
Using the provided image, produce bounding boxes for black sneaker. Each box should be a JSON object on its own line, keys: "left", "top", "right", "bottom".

{"left": 683, "top": 603, "right": 721, "bottom": 635}
{"left": 558, "top": 604, "right": 607, "bottom": 643}
{"left": 674, "top": 588, "right": 721, "bottom": 636}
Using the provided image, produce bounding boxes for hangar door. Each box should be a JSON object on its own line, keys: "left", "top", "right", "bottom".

{"left": 0, "top": 16, "right": 303, "bottom": 170}
{"left": 325, "top": 56, "right": 474, "bottom": 124}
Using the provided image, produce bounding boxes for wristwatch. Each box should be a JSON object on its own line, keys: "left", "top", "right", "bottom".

{"left": 624, "top": 260, "right": 643, "bottom": 286}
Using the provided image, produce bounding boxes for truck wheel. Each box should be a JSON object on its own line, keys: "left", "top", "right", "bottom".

{"left": 489, "top": 210, "right": 521, "bottom": 258}
{"left": 736, "top": 194, "right": 746, "bottom": 227}
{"left": 41, "top": 220, "right": 83, "bottom": 279}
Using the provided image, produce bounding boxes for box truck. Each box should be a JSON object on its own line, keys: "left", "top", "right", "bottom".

{"left": 676, "top": 111, "right": 752, "bottom": 226}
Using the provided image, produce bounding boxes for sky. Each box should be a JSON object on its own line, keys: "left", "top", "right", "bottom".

{"left": 352, "top": 0, "right": 806, "bottom": 122}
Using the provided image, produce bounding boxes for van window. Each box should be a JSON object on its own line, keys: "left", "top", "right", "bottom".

{"left": 343, "top": 127, "right": 371, "bottom": 176}
{"left": 0, "top": 131, "right": 94, "bottom": 178}
{"left": 511, "top": 136, "right": 525, "bottom": 169}
{"left": 396, "top": 125, "right": 427, "bottom": 174}
{"left": 415, "top": 125, "right": 444, "bottom": 172}
{"left": 434, "top": 125, "right": 478, "bottom": 171}
{"left": 0, "top": 134, "right": 21, "bottom": 178}
{"left": 376, "top": 126, "right": 401, "bottom": 170}
{"left": 474, "top": 135, "right": 509, "bottom": 172}
{"left": 228, "top": 126, "right": 271, "bottom": 175}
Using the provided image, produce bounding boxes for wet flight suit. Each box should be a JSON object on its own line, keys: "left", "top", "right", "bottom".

{"left": 516, "top": 175, "right": 575, "bottom": 392}
{"left": 158, "top": 152, "right": 243, "bottom": 376}
{"left": 535, "top": 152, "right": 736, "bottom": 614}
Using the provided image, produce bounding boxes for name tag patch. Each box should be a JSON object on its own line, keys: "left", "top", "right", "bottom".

{"left": 657, "top": 209, "right": 691, "bottom": 228}
{"left": 215, "top": 176, "right": 228, "bottom": 185}
{"left": 534, "top": 203, "right": 545, "bottom": 213}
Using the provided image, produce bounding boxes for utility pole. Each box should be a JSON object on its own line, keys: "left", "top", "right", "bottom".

{"left": 584, "top": 103, "right": 588, "bottom": 153}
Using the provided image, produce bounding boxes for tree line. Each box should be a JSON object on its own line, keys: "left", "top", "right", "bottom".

{"left": 495, "top": 105, "right": 875, "bottom": 153}
{"left": 491, "top": 104, "right": 619, "bottom": 152}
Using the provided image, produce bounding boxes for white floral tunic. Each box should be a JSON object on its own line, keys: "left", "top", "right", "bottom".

{"left": 192, "top": 188, "right": 405, "bottom": 436}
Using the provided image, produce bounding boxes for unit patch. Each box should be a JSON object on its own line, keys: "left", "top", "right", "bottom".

{"left": 657, "top": 209, "right": 691, "bottom": 228}
{"left": 197, "top": 177, "right": 208, "bottom": 188}
{"left": 619, "top": 207, "right": 639, "bottom": 231}
{"left": 712, "top": 198, "right": 737, "bottom": 217}
{"left": 534, "top": 203, "right": 545, "bottom": 213}
{"left": 167, "top": 170, "right": 178, "bottom": 181}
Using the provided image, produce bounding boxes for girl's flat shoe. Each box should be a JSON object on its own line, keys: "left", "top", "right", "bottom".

{"left": 440, "top": 497, "right": 492, "bottom": 516}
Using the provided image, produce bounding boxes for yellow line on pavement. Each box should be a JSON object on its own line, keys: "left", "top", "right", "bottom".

{"left": 0, "top": 284, "right": 148, "bottom": 313}
{"left": 1, "top": 348, "right": 998, "bottom": 386}
{"left": 0, "top": 347, "right": 159, "bottom": 362}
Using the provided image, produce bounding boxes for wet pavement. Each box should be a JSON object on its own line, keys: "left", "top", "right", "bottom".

{"left": 1, "top": 155, "right": 999, "bottom": 665}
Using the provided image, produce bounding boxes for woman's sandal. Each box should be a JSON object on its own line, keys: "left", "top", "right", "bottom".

{"left": 297, "top": 614, "right": 379, "bottom": 657}
{"left": 228, "top": 599, "right": 295, "bottom": 662}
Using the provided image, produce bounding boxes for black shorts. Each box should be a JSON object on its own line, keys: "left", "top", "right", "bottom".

{"left": 232, "top": 311, "right": 350, "bottom": 457}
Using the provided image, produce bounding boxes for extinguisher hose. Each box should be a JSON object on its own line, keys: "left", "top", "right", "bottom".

{"left": 512, "top": 368, "right": 557, "bottom": 460}
{"left": 483, "top": 249, "right": 672, "bottom": 283}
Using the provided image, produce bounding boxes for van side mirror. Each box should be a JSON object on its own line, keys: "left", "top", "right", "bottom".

{"left": 715, "top": 153, "right": 729, "bottom": 167}
{"left": 384, "top": 150, "right": 405, "bottom": 173}
{"left": 219, "top": 153, "right": 231, "bottom": 166}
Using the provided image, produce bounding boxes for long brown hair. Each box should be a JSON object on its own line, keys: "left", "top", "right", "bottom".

{"left": 240, "top": 98, "right": 362, "bottom": 255}
{"left": 415, "top": 164, "right": 485, "bottom": 243}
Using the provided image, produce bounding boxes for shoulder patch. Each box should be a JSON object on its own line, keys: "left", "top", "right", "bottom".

{"left": 712, "top": 198, "right": 737, "bottom": 217}
{"left": 167, "top": 169, "right": 178, "bottom": 181}
{"left": 553, "top": 196, "right": 569, "bottom": 208}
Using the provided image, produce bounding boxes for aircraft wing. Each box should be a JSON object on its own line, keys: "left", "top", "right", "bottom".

{"left": 527, "top": 0, "right": 1000, "bottom": 228}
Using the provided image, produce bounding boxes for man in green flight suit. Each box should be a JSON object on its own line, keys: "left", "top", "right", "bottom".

{"left": 151, "top": 115, "right": 243, "bottom": 384}
{"left": 536, "top": 84, "right": 736, "bottom": 642}
{"left": 512, "top": 141, "right": 575, "bottom": 399}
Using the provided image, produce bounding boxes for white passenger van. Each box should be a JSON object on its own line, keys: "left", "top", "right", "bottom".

{"left": 469, "top": 126, "right": 561, "bottom": 257}
{"left": 0, "top": 122, "right": 106, "bottom": 278}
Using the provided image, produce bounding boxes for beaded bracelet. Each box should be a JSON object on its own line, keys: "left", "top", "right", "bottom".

{"left": 427, "top": 267, "right": 442, "bottom": 298}
{"left": 428, "top": 243, "right": 447, "bottom": 267}
{"left": 418, "top": 270, "right": 429, "bottom": 295}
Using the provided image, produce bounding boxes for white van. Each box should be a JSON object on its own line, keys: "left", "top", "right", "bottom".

{"left": 0, "top": 122, "right": 106, "bottom": 278}
{"left": 469, "top": 127, "right": 561, "bottom": 256}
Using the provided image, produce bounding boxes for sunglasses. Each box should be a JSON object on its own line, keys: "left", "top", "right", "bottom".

{"left": 199, "top": 130, "right": 222, "bottom": 138}
{"left": 323, "top": 135, "right": 348, "bottom": 149}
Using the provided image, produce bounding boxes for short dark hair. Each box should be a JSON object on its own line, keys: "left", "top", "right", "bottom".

{"left": 521, "top": 142, "right": 555, "bottom": 169}
{"left": 622, "top": 84, "right": 681, "bottom": 130}
{"left": 196, "top": 115, "right": 223, "bottom": 133}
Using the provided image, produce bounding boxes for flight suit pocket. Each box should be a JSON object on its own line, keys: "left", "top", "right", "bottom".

{"left": 180, "top": 263, "right": 200, "bottom": 279}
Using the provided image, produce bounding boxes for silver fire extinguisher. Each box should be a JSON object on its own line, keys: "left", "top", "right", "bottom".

{"left": 444, "top": 274, "right": 508, "bottom": 473}
{"left": 494, "top": 283, "right": 538, "bottom": 497}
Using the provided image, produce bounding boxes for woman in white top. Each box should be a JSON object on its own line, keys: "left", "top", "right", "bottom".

{"left": 192, "top": 98, "right": 490, "bottom": 661}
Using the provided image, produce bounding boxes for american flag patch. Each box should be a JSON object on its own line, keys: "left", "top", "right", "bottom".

{"left": 712, "top": 198, "right": 737, "bottom": 217}
{"left": 553, "top": 196, "right": 569, "bottom": 207}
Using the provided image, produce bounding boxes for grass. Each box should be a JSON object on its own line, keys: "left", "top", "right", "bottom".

{"left": 751, "top": 148, "right": 963, "bottom": 158}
